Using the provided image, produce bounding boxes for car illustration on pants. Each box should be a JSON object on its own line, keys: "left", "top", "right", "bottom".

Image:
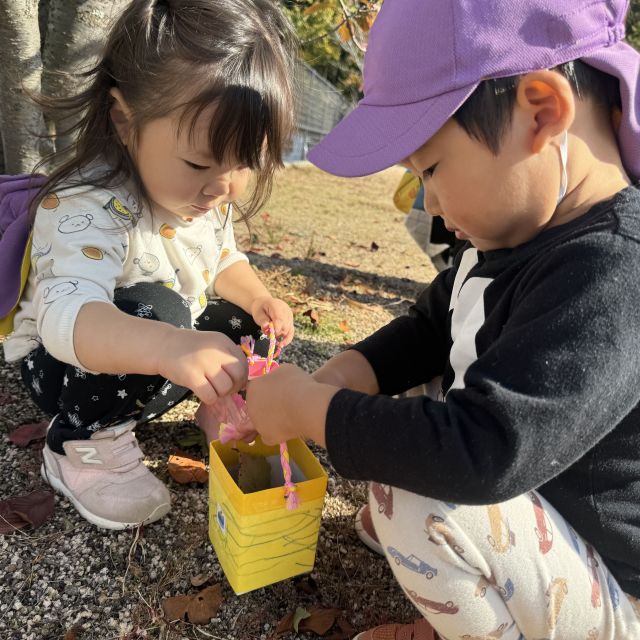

{"left": 371, "top": 482, "right": 394, "bottom": 518}
{"left": 387, "top": 546, "right": 438, "bottom": 579}
{"left": 406, "top": 589, "right": 459, "bottom": 615}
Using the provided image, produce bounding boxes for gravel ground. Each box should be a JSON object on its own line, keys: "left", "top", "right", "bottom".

{"left": 0, "top": 164, "right": 437, "bottom": 640}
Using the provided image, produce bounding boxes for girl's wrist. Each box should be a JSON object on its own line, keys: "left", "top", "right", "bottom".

{"left": 249, "top": 293, "right": 273, "bottom": 317}
{"left": 153, "top": 322, "right": 180, "bottom": 377}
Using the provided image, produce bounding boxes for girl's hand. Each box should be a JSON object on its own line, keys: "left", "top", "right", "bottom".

{"left": 157, "top": 328, "right": 248, "bottom": 405}
{"left": 250, "top": 296, "right": 294, "bottom": 346}
{"left": 245, "top": 363, "right": 338, "bottom": 447}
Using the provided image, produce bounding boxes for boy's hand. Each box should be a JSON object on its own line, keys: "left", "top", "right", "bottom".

{"left": 157, "top": 328, "right": 248, "bottom": 405}
{"left": 250, "top": 296, "right": 294, "bottom": 346}
{"left": 245, "top": 363, "right": 338, "bottom": 447}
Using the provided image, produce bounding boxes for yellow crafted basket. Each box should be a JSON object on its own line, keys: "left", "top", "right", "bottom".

{"left": 208, "top": 437, "right": 327, "bottom": 594}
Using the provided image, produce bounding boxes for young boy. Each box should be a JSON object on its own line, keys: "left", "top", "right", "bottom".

{"left": 246, "top": 1, "right": 640, "bottom": 638}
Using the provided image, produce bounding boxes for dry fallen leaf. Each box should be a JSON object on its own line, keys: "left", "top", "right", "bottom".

{"left": 302, "top": 606, "right": 343, "bottom": 635}
{"left": 293, "top": 606, "right": 312, "bottom": 632}
{"left": 190, "top": 573, "right": 211, "bottom": 587}
{"left": 326, "top": 616, "right": 357, "bottom": 640}
{"left": 345, "top": 297, "right": 384, "bottom": 313}
{"left": 167, "top": 452, "right": 208, "bottom": 484}
{"left": 162, "top": 584, "right": 223, "bottom": 625}
{"left": 276, "top": 605, "right": 345, "bottom": 637}
{"left": 0, "top": 490, "right": 55, "bottom": 534}
{"left": 161, "top": 594, "right": 192, "bottom": 623}
{"left": 302, "top": 308, "right": 320, "bottom": 327}
{"left": 357, "top": 12, "right": 376, "bottom": 32}
{"left": 337, "top": 320, "right": 349, "bottom": 333}
{"left": 276, "top": 610, "right": 296, "bottom": 635}
{"left": 8, "top": 421, "right": 49, "bottom": 447}
{"left": 63, "top": 624, "right": 82, "bottom": 640}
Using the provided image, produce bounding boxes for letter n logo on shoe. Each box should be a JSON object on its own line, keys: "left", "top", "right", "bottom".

{"left": 75, "top": 447, "right": 103, "bottom": 465}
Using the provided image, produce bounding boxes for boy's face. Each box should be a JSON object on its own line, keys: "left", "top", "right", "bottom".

{"left": 132, "top": 108, "right": 252, "bottom": 220}
{"left": 404, "top": 117, "right": 564, "bottom": 252}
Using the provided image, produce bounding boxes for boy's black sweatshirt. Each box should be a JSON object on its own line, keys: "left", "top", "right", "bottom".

{"left": 325, "top": 186, "right": 640, "bottom": 597}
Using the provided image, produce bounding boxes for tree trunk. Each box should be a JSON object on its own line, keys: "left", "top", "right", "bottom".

{"left": 0, "top": 0, "right": 49, "bottom": 174}
{"left": 41, "top": 0, "right": 128, "bottom": 153}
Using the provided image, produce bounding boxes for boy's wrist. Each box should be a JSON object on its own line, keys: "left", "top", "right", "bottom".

{"left": 312, "top": 349, "right": 378, "bottom": 394}
{"left": 294, "top": 379, "right": 338, "bottom": 448}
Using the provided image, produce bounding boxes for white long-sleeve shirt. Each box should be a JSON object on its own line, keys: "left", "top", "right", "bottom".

{"left": 3, "top": 179, "right": 247, "bottom": 368}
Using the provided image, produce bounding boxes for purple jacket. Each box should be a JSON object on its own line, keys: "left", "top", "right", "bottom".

{"left": 0, "top": 174, "right": 47, "bottom": 320}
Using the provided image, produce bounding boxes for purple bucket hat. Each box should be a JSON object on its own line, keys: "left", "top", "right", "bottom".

{"left": 308, "top": 0, "right": 640, "bottom": 179}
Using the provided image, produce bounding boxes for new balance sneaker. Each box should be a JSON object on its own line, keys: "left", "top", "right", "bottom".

{"left": 41, "top": 418, "right": 171, "bottom": 530}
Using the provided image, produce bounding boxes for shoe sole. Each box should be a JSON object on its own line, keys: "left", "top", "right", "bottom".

{"left": 355, "top": 505, "right": 384, "bottom": 556}
{"left": 41, "top": 463, "right": 170, "bottom": 530}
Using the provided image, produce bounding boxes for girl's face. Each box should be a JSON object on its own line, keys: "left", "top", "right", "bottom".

{"left": 131, "top": 108, "right": 251, "bottom": 219}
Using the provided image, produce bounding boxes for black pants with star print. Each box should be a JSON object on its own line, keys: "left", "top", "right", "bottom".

{"left": 20, "top": 282, "right": 268, "bottom": 454}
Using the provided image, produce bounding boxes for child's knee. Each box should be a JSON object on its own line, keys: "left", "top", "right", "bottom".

{"left": 368, "top": 483, "right": 507, "bottom": 569}
{"left": 368, "top": 482, "right": 456, "bottom": 529}
{"left": 113, "top": 282, "right": 192, "bottom": 328}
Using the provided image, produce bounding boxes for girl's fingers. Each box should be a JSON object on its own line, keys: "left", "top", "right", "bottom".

{"left": 192, "top": 379, "right": 220, "bottom": 406}
{"left": 206, "top": 369, "right": 234, "bottom": 398}
{"left": 220, "top": 359, "right": 249, "bottom": 393}
{"left": 253, "top": 308, "right": 270, "bottom": 327}
{"left": 281, "top": 325, "right": 294, "bottom": 346}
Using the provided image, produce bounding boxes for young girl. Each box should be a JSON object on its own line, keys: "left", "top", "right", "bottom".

{"left": 246, "top": 0, "right": 640, "bottom": 638}
{"left": 2, "top": 0, "right": 297, "bottom": 531}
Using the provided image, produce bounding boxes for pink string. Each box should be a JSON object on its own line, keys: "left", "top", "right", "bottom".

{"left": 220, "top": 324, "right": 299, "bottom": 509}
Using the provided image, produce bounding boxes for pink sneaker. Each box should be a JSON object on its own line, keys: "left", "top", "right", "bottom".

{"left": 354, "top": 619, "right": 438, "bottom": 640}
{"left": 41, "top": 418, "right": 171, "bottom": 530}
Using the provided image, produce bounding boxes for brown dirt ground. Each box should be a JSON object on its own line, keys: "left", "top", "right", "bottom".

{"left": 0, "top": 163, "right": 438, "bottom": 640}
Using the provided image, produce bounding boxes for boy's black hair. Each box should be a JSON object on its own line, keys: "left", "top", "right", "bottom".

{"left": 453, "top": 60, "right": 622, "bottom": 154}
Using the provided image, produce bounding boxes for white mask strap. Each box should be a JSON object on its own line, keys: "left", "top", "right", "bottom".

{"left": 557, "top": 130, "right": 568, "bottom": 205}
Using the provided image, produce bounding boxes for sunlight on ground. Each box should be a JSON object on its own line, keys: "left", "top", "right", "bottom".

{"left": 238, "top": 162, "right": 436, "bottom": 285}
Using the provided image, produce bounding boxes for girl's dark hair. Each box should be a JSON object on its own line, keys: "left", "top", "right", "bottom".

{"left": 453, "top": 60, "right": 622, "bottom": 155}
{"left": 31, "top": 0, "right": 298, "bottom": 221}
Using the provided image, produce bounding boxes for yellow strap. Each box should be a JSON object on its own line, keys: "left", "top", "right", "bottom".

{"left": 0, "top": 233, "right": 32, "bottom": 337}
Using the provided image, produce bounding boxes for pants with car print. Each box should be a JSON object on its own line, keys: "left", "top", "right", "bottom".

{"left": 20, "top": 282, "right": 268, "bottom": 455}
{"left": 369, "top": 483, "right": 640, "bottom": 640}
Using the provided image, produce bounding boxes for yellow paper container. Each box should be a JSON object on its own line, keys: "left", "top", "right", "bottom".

{"left": 209, "top": 437, "right": 327, "bottom": 594}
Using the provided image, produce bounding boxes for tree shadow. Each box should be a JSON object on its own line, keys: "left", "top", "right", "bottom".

{"left": 248, "top": 251, "right": 427, "bottom": 308}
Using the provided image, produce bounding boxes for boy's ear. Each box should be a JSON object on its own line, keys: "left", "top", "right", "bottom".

{"left": 109, "top": 88, "right": 133, "bottom": 146}
{"left": 516, "top": 71, "right": 575, "bottom": 154}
